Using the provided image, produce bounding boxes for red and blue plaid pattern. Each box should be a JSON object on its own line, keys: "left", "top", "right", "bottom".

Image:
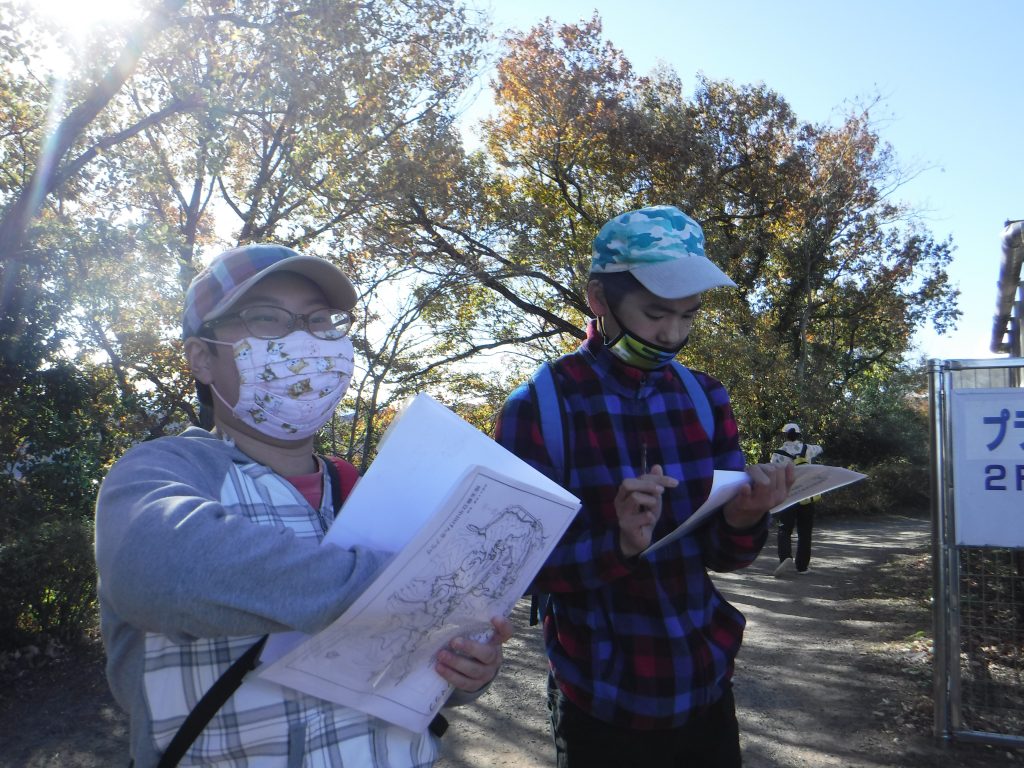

{"left": 182, "top": 244, "right": 304, "bottom": 339}
{"left": 495, "top": 321, "right": 767, "bottom": 730}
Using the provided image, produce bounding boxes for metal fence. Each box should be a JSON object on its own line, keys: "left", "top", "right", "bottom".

{"left": 930, "top": 357, "right": 1024, "bottom": 748}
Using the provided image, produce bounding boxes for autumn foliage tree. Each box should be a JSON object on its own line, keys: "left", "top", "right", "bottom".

{"left": 388, "top": 17, "right": 957, "bottom": 462}
{"left": 0, "top": 0, "right": 485, "bottom": 646}
{"left": 0, "top": 8, "right": 958, "bottom": 647}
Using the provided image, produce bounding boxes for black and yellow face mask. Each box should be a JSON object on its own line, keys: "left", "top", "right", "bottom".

{"left": 598, "top": 311, "right": 688, "bottom": 371}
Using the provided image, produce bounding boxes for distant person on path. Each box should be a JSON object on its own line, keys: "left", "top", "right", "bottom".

{"left": 495, "top": 206, "right": 793, "bottom": 768}
{"left": 771, "top": 422, "right": 823, "bottom": 576}
{"left": 95, "top": 244, "right": 512, "bottom": 767}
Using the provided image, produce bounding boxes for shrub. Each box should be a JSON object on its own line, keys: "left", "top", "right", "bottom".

{"left": 823, "top": 459, "right": 930, "bottom": 518}
{"left": 0, "top": 476, "right": 99, "bottom": 651}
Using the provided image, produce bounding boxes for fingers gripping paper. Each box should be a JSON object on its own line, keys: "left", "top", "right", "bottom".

{"left": 258, "top": 394, "right": 580, "bottom": 732}
{"left": 641, "top": 464, "right": 866, "bottom": 557}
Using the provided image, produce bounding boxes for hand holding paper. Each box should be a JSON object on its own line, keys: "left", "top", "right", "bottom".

{"left": 641, "top": 463, "right": 867, "bottom": 557}
{"left": 434, "top": 616, "right": 513, "bottom": 693}
{"left": 722, "top": 462, "right": 794, "bottom": 529}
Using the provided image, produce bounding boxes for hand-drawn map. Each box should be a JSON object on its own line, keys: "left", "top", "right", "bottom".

{"left": 258, "top": 466, "right": 578, "bottom": 732}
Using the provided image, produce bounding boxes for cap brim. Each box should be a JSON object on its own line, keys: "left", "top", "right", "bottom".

{"left": 628, "top": 258, "right": 736, "bottom": 299}
{"left": 206, "top": 256, "right": 357, "bottom": 324}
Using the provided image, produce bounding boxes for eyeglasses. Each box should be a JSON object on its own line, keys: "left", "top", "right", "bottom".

{"left": 203, "top": 305, "right": 353, "bottom": 340}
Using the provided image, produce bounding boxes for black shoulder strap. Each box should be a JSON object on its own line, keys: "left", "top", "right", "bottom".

{"left": 323, "top": 455, "right": 344, "bottom": 515}
{"left": 159, "top": 456, "right": 354, "bottom": 765}
{"left": 320, "top": 454, "right": 361, "bottom": 514}
{"left": 157, "top": 635, "right": 269, "bottom": 767}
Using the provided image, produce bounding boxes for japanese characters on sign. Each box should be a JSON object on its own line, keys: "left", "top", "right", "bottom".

{"left": 951, "top": 388, "right": 1024, "bottom": 547}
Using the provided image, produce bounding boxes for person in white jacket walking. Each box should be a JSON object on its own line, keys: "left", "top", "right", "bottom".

{"left": 770, "top": 423, "right": 823, "bottom": 576}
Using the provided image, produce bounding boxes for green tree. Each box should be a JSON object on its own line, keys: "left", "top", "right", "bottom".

{"left": 0, "top": 0, "right": 487, "bottom": 646}
{"left": 386, "top": 18, "right": 957, "bottom": 465}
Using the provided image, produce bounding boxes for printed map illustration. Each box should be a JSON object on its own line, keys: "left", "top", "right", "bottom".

{"left": 258, "top": 463, "right": 578, "bottom": 731}
{"left": 325, "top": 502, "right": 546, "bottom": 689}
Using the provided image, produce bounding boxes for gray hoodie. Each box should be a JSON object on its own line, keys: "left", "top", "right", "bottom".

{"left": 95, "top": 427, "right": 442, "bottom": 766}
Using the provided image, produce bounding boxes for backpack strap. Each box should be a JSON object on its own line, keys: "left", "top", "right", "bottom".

{"left": 526, "top": 362, "right": 568, "bottom": 626}
{"left": 670, "top": 361, "right": 714, "bottom": 442}
{"left": 321, "top": 455, "right": 360, "bottom": 515}
{"left": 528, "top": 362, "right": 568, "bottom": 484}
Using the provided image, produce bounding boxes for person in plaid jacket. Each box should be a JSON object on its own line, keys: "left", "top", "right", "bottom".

{"left": 495, "top": 206, "right": 792, "bottom": 768}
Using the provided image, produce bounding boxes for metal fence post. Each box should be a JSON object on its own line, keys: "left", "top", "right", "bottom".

{"left": 930, "top": 357, "right": 1024, "bottom": 748}
{"left": 929, "top": 358, "right": 952, "bottom": 741}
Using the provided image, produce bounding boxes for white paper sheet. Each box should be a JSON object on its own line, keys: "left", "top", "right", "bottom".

{"left": 768, "top": 463, "right": 867, "bottom": 514}
{"left": 257, "top": 394, "right": 580, "bottom": 731}
{"left": 327, "top": 393, "right": 573, "bottom": 552}
{"left": 641, "top": 470, "right": 749, "bottom": 556}
{"left": 259, "top": 464, "right": 578, "bottom": 732}
{"left": 641, "top": 463, "right": 868, "bottom": 557}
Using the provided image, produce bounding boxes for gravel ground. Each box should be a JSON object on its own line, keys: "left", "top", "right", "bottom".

{"left": 1, "top": 513, "right": 1019, "bottom": 767}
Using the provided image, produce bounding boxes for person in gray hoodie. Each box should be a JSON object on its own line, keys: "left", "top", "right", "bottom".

{"left": 95, "top": 244, "right": 512, "bottom": 767}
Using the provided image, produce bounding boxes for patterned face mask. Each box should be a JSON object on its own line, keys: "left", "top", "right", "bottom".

{"left": 599, "top": 311, "right": 688, "bottom": 371}
{"left": 207, "top": 331, "right": 354, "bottom": 440}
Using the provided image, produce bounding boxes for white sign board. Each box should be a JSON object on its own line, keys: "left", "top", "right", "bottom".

{"left": 951, "top": 387, "right": 1024, "bottom": 546}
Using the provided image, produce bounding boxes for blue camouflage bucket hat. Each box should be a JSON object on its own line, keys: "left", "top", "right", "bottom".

{"left": 591, "top": 205, "right": 736, "bottom": 299}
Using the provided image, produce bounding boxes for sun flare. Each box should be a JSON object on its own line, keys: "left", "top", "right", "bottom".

{"left": 30, "top": 0, "right": 146, "bottom": 35}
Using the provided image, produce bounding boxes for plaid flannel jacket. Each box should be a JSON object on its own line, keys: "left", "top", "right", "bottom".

{"left": 495, "top": 323, "right": 768, "bottom": 730}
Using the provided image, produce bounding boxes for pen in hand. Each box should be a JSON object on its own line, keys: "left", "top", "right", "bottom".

{"left": 640, "top": 441, "right": 651, "bottom": 517}
{"left": 641, "top": 439, "right": 670, "bottom": 509}
{"left": 617, "top": 441, "right": 678, "bottom": 557}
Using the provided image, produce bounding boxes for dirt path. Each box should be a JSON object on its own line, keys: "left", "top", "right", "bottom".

{"left": 436, "top": 514, "right": 1013, "bottom": 768}
{"left": 719, "top": 515, "right": 956, "bottom": 767}
{"left": 2, "top": 514, "right": 1017, "bottom": 767}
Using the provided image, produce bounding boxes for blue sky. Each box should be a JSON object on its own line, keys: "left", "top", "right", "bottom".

{"left": 469, "top": 0, "right": 1020, "bottom": 361}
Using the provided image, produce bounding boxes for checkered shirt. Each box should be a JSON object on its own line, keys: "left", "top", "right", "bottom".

{"left": 141, "top": 458, "right": 437, "bottom": 766}
{"left": 495, "top": 322, "right": 767, "bottom": 730}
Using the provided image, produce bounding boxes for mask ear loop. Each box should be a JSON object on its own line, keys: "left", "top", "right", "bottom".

{"left": 598, "top": 306, "right": 625, "bottom": 347}
{"left": 200, "top": 336, "right": 254, "bottom": 427}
